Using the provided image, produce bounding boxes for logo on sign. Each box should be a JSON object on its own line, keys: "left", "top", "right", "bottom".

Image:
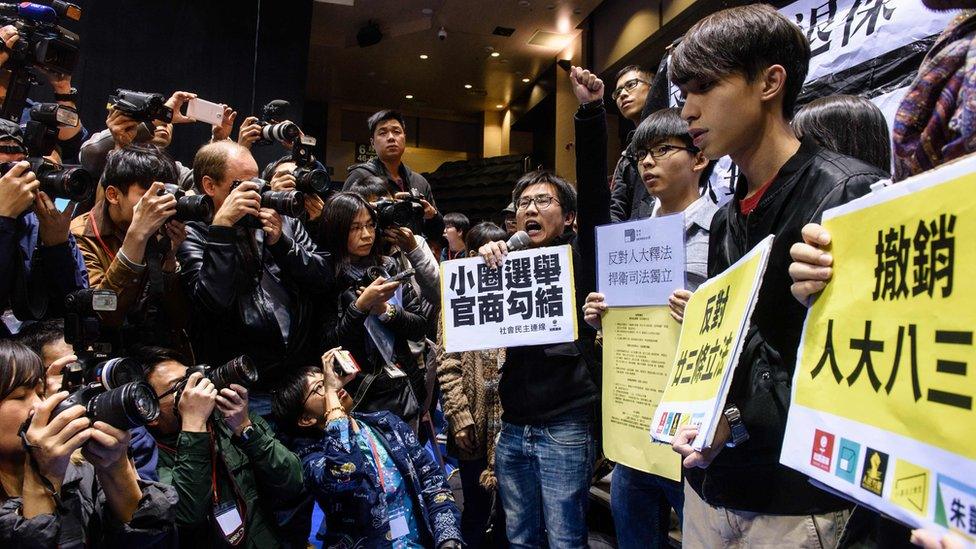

{"left": 669, "top": 414, "right": 681, "bottom": 436}
{"left": 657, "top": 413, "right": 668, "bottom": 434}
{"left": 810, "top": 430, "right": 835, "bottom": 472}
{"left": 891, "top": 460, "right": 929, "bottom": 516}
{"left": 691, "top": 413, "right": 704, "bottom": 428}
{"left": 835, "top": 438, "right": 860, "bottom": 484}
{"left": 860, "top": 447, "right": 889, "bottom": 496}
{"left": 624, "top": 229, "right": 636, "bottom": 242}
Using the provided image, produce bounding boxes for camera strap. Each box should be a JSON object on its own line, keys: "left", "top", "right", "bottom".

{"left": 17, "top": 416, "right": 66, "bottom": 513}
{"left": 88, "top": 213, "right": 116, "bottom": 261}
{"left": 209, "top": 429, "right": 248, "bottom": 546}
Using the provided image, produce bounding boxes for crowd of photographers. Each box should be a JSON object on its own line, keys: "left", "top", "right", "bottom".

{"left": 1, "top": 0, "right": 974, "bottom": 548}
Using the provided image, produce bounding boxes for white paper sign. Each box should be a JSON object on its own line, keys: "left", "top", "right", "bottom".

{"left": 595, "top": 214, "right": 686, "bottom": 306}
{"left": 440, "top": 245, "right": 578, "bottom": 353}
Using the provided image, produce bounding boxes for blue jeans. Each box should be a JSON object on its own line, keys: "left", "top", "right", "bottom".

{"left": 495, "top": 409, "right": 595, "bottom": 548}
{"left": 611, "top": 465, "right": 683, "bottom": 549}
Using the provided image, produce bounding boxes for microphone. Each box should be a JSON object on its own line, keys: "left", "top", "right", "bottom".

{"left": 505, "top": 230, "right": 531, "bottom": 252}
{"left": 0, "top": 3, "right": 58, "bottom": 23}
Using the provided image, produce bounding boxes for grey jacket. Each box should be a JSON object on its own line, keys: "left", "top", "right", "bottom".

{"left": 0, "top": 461, "right": 178, "bottom": 548}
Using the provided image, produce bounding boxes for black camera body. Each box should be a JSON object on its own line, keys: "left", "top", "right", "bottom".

{"left": 157, "top": 183, "right": 213, "bottom": 223}
{"left": 52, "top": 354, "right": 159, "bottom": 430}
{"left": 231, "top": 178, "right": 305, "bottom": 229}
{"left": 254, "top": 99, "right": 299, "bottom": 146}
{"left": 108, "top": 89, "right": 173, "bottom": 124}
{"left": 173, "top": 355, "right": 258, "bottom": 414}
{"left": 290, "top": 135, "right": 334, "bottom": 198}
{"left": 0, "top": 156, "right": 94, "bottom": 202}
{"left": 375, "top": 195, "right": 424, "bottom": 234}
{"left": 22, "top": 102, "right": 78, "bottom": 156}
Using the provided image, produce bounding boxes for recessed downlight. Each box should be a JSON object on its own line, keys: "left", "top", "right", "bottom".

{"left": 405, "top": 94, "right": 414, "bottom": 99}
{"left": 419, "top": 54, "right": 429, "bottom": 59}
{"left": 490, "top": 52, "right": 501, "bottom": 57}
{"left": 464, "top": 84, "right": 473, "bottom": 89}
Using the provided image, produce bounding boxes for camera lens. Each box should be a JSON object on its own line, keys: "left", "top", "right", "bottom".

{"left": 95, "top": 357, "right": 143, "bottom": 390}
{"left": 261, "top": 121, "right": 300, "bottom": 144}
{"left": 174, "top": 194, "right": 214, "bottom": 223}
{"left": 208, "top": 355, "right": 258, "bottom": 391}
{"left": 37, "top": 163, "right": 93, "bottom": 202}
{"left": 294, "top": 167, "right": 331, "bottom": 195}
{"left": 88, "top": 382, "right": 160, "bottom": 429}
{"left": 261, "top": 189, "right": 305, "bottom": 217}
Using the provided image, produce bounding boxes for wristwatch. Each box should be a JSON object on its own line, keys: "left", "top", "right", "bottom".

{"left": 53, "top": 87, "right": 78, "bottom": 102}
{"left": 378, "top": 304, "right": 397, "bottom": 323}
{"left": 723, "top": 405, "right": 749, "bottom": 448}
{"left": 236, "top": 424, "right": 256, "bottom": 444}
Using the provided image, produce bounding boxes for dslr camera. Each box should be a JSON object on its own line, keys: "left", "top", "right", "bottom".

{"left": 172, "top": 355, "right": 258, "bottom": 411}
{"left": 108, "top": 89, "right": 174, "bottom": 124}
{"left": 374, "top": 189, "right": 425, "bottom": 234}
{"left": 231, "top": 177, "right": 305, "bottom": 229}
{"left": 0, "top": 156, "right": 94, "bottom": 202}
{"left": 22, "top": 102, "right": 79, "bottom": 156}
{"left": 51, "top": 356, "right": 160, "bottom": 431}
{"left": 156, "top": 183, "right": 213, "bottom": 223}
{"left": 290, "top": 135, "right": 335, "bottom": 198}
{"left": 255, "top": 99, "right": 300, "bottom": 146}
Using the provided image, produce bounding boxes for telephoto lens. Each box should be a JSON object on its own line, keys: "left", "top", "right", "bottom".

{"left": 93, "top": 357, "right": 144, "bottom": 390}
{"left": 260, "top": 121, "right": 300, "bottom": 144}
{"left": 37, "top": 162, "right": 93, "bottom": 202}
{"left": 260, "top": 189, "right": 305, "bottom": 218}
{"left": 206, "top": 355, "right": 259, "bottom": 391}
{"left": 87, "top": 382, "right": 161, "bottom": 429}
{"left": 293, "top": 166, "right": 332, "bottom": 196}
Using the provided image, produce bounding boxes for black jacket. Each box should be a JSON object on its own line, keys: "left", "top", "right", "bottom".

{"left": 498, "top": 101, "right": 611, "bottom": 425}
{"left": 325, "top": 257, "right": 430, "bottom": 423}
{"left": 177, "top": 218, "right": 334, "bottom": 389}
{"left": 343, "top": 157, "right": 445, "bottom": 239}
{"left": 686, "top": 138, "right": 887, "bottom": 514}
{"left": 609, "top": 153, "right": 654, "bottom": 222}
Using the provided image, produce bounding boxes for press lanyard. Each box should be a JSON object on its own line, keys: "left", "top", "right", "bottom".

{"left": 364, "top": 428, "right": 387, "bottom": 494}
{"left": 88, "top": 213, "right": 116, "bottom": 261}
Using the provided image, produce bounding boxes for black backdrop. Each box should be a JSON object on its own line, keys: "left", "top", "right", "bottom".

{"left": 48, "top": 0, "right": 313, "bottom": 166}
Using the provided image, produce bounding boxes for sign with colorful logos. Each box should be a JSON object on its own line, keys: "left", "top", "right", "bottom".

{"left": 650, "top": 235, "right": 774, "bottom": 450}
{"left": 781, "top": 156, "right": 976, "bottom": 543}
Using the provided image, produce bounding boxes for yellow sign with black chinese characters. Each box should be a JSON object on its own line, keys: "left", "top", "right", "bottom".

{"left": 781, "top": 155, "right": 976, "bottom": 540}
{"left": 602, "top": 306, "right": 681, "bottom": 481}
{"left": 650, "top": 235, "right": 774, "bottom": 450}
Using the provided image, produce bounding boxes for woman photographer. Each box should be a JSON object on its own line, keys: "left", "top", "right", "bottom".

{"left": 0, "top": 340, "right": 176, "bottom": 547}
{"left": 319, "top": 192, "right": 429, "bottom": 426}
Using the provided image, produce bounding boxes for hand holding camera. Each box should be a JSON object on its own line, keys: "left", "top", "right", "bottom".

{"left": 211, "top": 105, "right": 237, "bottom": 142}
{"left": 178, "top": 372, "right": 216, "bottom": 433}
{"left": 215, "top": 384, "right": 251, "bottom": 436}
{"left": 163, "top": 90, "right": 197, "bottom": 124}
{"left": 81, "top": 421, "right": 132, "bottom": 472}
{"left": 237, "top": 116, "right": 262, "bottom": 149}
{"left": 126, "top": 181, "right": 177, "bottom": 244}
{"left": 394, "top": 191, "right": 437, "bottom": 220}
{"left": 0, "top": 160, "right": 37, "bottom": 217}
{"left": 212, "top": 180, "right": 261, "bottom": 228}
{"left": 0, "top": 24, "right": 19, "bottom": 66}
{"left": 258, "top": 208, "right": 282, "bottom": 245}
{"left": 321, "top": 348, "right": 358, "bottom": 391}
{"left": 383, "top": 226, "right": 417, "bottom": 252}
{"left": 24, "top": 391, "right": 93, "bottom": 489}
{"left": 106, "top": 108, "right": 139, "bottom": 149}
{"left": 35, "top": 190, "right": 75, "bottom": 246}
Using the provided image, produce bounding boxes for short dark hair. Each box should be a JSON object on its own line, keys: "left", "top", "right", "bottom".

{"left": 271, "top": 365, "right": 320, "bottom": 428}
{"left": 129, "top": 346, "right": 188, "bottom": 379}
{"left": 630, "top": 107, "right": 717, "bottom": 190}
{"left": 349, "top": 176, "right": 391, "bottom": 201}
{"left": 465, "top": 222, "right": 507, "bottom": 251}
{"left": 0, "top": 340, "right": 43, "bottom": 401}
{"left": 103, "top": 144, "right": 178, "bottom": 194}
{"left": 512, "top": 170, "right": 577, "bottom": 215}
{"left": 615, "top": 64, "right": 650, "bottom": 84}
{"left": 368, "top": 110, "right": 406, "bottom": 136}
{"left": 261, "top": 154, "right": 296, "bottom": 181}
{"left": 669, "top": 4, "right": 810, "bottom": 118}
{"left": 793, "top": 95, "right": 891, "bottom": 174}
{"left": 443, "top": 212, "right": 470, "bottom": 234}
{"left": 15, "top": 319, "right": 64, "bottom": 358}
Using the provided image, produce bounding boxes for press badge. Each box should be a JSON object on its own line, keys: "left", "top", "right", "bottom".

{"left": 389, "top": 510, "right": 409, "bottom": 539}
{"left": 383, "top": 364, "right": 407, "bottom": 379}
{"left": 213, "top": 501, "right": 245, "bottom": 545}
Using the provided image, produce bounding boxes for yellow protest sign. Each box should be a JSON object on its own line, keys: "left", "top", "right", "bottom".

{"left": 602, "top": 306, "right": 681, "bottom": 481}
{"left": 651, "top": 235, "right": 774, "bottom": 450}
{"left": 781, "top": 156, "right": 976, "bottom": 539}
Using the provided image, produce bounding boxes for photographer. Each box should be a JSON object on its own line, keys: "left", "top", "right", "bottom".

{"left": 80, "top": 91, "right": 197, "bottom": 187}
{"left": 177, "top": 140, "right": 334, "bottom": 413}
{"left": 342, "top": 110, "right": 444, "bottom": 239}
{"left": 262, "top": 154, "right": 326, "bottom": 236}
{"left": 69, "top": 144, "right": 191, "bottom": 354}
{"left": 0, "top": 121, "right": 88, "bottom": 337}
{"left": 138, "top": 346, "right": 303, "bottom": 548}
{"left": 271, "top": 349, "right": 462, "bottom": 549}
{"left": 0, "top": 340, "right": 177, "bottom": 548}
{"left": 319, "top": 192, "right": 429, "bottom": 425}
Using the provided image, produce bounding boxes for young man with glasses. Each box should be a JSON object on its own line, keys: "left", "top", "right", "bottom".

{"left": 608, "top": 65, "right": 657, "bottom": 222}
{"left": 477, "top": 68, "right": 611, "bottom": 549}
{"left": 138, "top": 346, "right": 304, "bottom": 547}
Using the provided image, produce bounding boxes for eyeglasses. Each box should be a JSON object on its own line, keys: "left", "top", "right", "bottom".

{"left": 612, "top": 78, "right": 649, "bottom": 101}
{"left": 630, "top": 144, "right": 698, "bottom": 162}
{"left": 515, "top": 194, "right": 560, "bottom": 211}
{"left": 303, "top": 379, "right": 327, "bottom": 408}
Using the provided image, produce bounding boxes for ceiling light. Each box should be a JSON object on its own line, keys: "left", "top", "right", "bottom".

{"left": 464, "top": 84, "right": 473, "bottom": 89}
{"left": 496, "top": 104, "right": 504, "bottom": 109}
{"left": 522, "top": 77, "right": 531, "bottom": 83}
{"left": 490, "top": 52, "right": 500, "bottom": 57}
{"left": 405, "top": 94, "right": 414, "bottom": 99}
{"left": 419, "top": 54, "right": 429, "bottom": 59}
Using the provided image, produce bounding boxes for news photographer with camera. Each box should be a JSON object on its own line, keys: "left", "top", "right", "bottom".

{"left": 0, "top": 120, "right": 87, "bottom": 337}
{"left": 271, "top": 348, "right": 463, "bottom": 549}
{"left": 261, "top": 136, "right": 335, "bottom": 238}
{"left": 342, "top": 110, "right": 444, "bottom": 240}
{"left": 69, "top": 144, "right": 192, "bottom": 354}
{"left": 0, "top": 340, "right": 177, "bottom": 548}
{"left": 80, "top": 90, "right": 197, "bottom": 186}
{"left": 137, "top": 346, "right": 303, "bottom": 548}
{"left": 178, "top": 140, "right": 334, "bottom": 417}
{"left": 319, "top": 192, "right": 429, "bottom": 426}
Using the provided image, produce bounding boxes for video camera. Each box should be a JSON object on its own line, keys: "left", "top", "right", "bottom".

{"left": 0, "top": 155, "right": 93, "bottom": 202}
{"left": 231, "top": 177, "right": 305, "bottom": 229}
{"left": 108, "top": 89, "right": 173, "bottom": 124}
{"left": 21, "top": 102, "right": 78, "bottom": 156}
{"left": 0, "top": 2, "right": 82, "bottom": 122}
{"left": 374, "top": 188, "right": 425, "bottom": 234}
{"left": 290, "top": 135, "right": 335, "bottom": 198}
{"left": 255, "top": 99, "right": 300, "bottom": 146}
{"left": 157, "top": 183, "right": 213, "bottom": 223}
